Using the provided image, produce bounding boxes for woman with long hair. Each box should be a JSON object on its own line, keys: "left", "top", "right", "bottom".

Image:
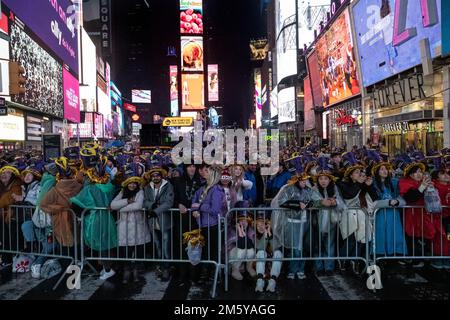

{"left": 371, "top": 162, "right": 407, "bottom": 258}
{"left": 191, "top": 166, "right": 226, "bottom": 280}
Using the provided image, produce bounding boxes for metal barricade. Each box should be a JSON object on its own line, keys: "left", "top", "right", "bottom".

{"left": 0, "top": 205, "right": 78, "bottom": 290}
{"left": 224, "top": 206, "right": 371, "bottom": 292}
{"left": 372, "top": 205, "right": 450, "bottom": 266}
{"left": 79, "top": 207, "right": 222, "bottom": 298}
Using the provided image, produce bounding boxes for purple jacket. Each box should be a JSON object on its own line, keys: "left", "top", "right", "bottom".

{"left": 192, "top": 184, "right": 227, "bottom": 228}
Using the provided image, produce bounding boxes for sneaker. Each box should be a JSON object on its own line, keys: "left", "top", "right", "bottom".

{"left": 31, "top": 264, "right": 41, "bottom": 279}
{"left": 287, "top": 273, "right": 295, "bottom": 280}
{"left": 100, "top": 268, "right": 106, "bottom": 277}
{"left": 412, "top": 261, "right": 425, "bottom": 268}
{"left": 99, "top": 269, "right": 116, "bottom": 281}
{"left": 430, "top": 260, "right": 444, "bottom": 269}
{"left": 255, "top": 278, "right": 265, "bottom": 292}
{"left": 266, "top": 279, "right": 276, "bottom": 293}
{"left": 296, "top": 272, "right": 306, "bottom": 280}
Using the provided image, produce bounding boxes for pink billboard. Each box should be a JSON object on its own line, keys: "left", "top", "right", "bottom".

{"left": 63, "top": 69, "right": 80, "bottom": 123}
{"left": 208, "top": 64, "right": 219, "bottom": 102}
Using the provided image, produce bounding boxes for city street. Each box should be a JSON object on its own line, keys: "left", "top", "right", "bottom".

{"left": 1, "top": 263, "right": 449, "bottom": 300}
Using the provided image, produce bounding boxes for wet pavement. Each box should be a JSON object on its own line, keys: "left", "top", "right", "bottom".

{"left": 0, "top": 261, "right": 449, "bottom": 300}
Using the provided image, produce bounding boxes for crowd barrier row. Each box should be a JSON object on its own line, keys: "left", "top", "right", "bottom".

{"left": 0, "top": 205, "right": 448, "bottom": 297}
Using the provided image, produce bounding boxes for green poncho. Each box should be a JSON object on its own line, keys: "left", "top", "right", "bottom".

{"left": 71, "top": 182, "right": 118, "bottom": 251}
{"left": 36, "top": 173, "right": 57, "bottom": 207}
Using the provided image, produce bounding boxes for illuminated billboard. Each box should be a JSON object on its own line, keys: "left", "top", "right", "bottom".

{"left": 181, "top": 36, "right": 203, "bottom": 72}
{"left": 132, "top": 89, "right": 152, "bottom": 104}
{"left": 307, "top": 50, "right": 323, "bottom": 108}
{"left": 254, "top": 69, "right": 262, "bottom": 128}
{"left": 278, "top": 87, "right": 295, "bottom": 124}
{"left": 181, "top": 73, "right": 204, "bottom": 111}
{"left": 10, "top": 22, "right": 64, "bottom": 118}
{"left": 180, "top": 0, "right": 203, "bottom": 34}
{"left": 353, "top": 0, "right": 442, "bottom": 87}
{"left": 304, "top": 76, "right": 315, "bottom": 131}
{"left": 170, "top": 65, "right": 179, "bottom": 116}
{"left": 208, "top": 64, "right": 219, "bottom": 102}
{"left": 315, "top": 8, "right": 360, "bottom": 107}
{"left": 276, "top": 0, "right": 297, "bottom": 84}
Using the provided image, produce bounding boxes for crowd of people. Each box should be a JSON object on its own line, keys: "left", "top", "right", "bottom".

{"left": 0, "top": 142, "right": 449, "bottom": 293}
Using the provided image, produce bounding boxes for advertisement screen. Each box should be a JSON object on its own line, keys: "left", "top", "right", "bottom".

{"left": 80, "top": 29, "right": 97, "bottom": 112}
{"left": 353, "top": 0, "right": 442, "bottom": 87}
{"left": 181, "top": 73, "right": 204, "bottom": 110}
{"left": 315, "top": 8, "right": 360, "bottom": 107}
{"left": 0, "top": 38, "right": 9, "bottom": 96}
{"left": 4, "top": 0, "right": 78, "bottom": 74}
{"left": 254, "top": 69, "right": 262, "bottom": 128}
{"left": 97, "top": 88, "right": 112, "bottom": 120}
{"left": 181, "top": 36, "right": 203, "bottom": 72}
{"left": 0, "top": 12, "right": 8, "bottom": 35}
{"left": 208, "top": 64, "right": 219, "bottom": 102}
{"left": 63, "top": 69, "right": 80, "bottom": 123}
{"left": 170, "top": 65, "right": 179, "bottom": 116}
{"left": 0, "top": 109, "right": 25, "bottom": 141}
{"left": 270, "top": 89, "right": 278, "bottom": 118}
{"left": 307, "top": 50, "right": 323, "bottom": 108}
{"left": 94, "top": 113, "right": 104, "bottom": 139}
{"left": 132, "top": 89, "right": 152, "bottom": 104}
{"left": 27, "top": 115, "right": 43, "bottom": 142}
{"left": 10, "top": 22, "right": 64, "bottom": 118}
{"left": 276, "top": 0, "right": 297, "bottom": 84}
{"left": 278, "top": 87, "right": 296, "bottom": 124}
{"left": 180, "top": 0, "right": 203, "bottom": 34}
{"left": 304, "top": 76, "right": 315, "bottom": 131}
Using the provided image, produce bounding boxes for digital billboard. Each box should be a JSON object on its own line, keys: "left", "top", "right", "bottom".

{"left": 181, "top": 73, "right": 204, "bottom": 110}
{"left": 10, "top": 22, "right": 64, "bottom": 118}
{"left": 353, "top": 0, "right": 442, "bottom": 87}
{"left": 304, "top": 76, "right": 315, "bottom": 131}
{"left": 254, "top": 69, "right": 262, "bottom": 128}
{"left": 132, "top": 89, "right": 152, "bottom": 104}
{"left": 4, "top": 0, "right": 78, "bottom": 74}
{"left": 180, "top": 0, "right": 203, "bottom": 34}
{"left": 170, "top": 65, "right": 179, "bottom": 116}
{"left": 63, "top": 69, "right": 80, "bottom": 123}
{"left": 208, "top": 64, "right": 219, "bottom": 102}
{"left": 79, "top": 28, "right": 97, "bottom": 112}
{"left": 0, "top": 38, "right": 9, "bottom": 96}
{"left": 276, "top": 0, "right": 297, "bottom": 84}
{"left": 315, "top": 8, "right": 360, "bottom": 107}
{"left": 181, "top": 36, "right": 203, "bottom": 72}
{"left": 278, "top": 87, "right": 296, "bottom": 124}
{"left": 307, "top": 50, "right": 323, "bottom": 109}
{"left": 0, "top": 110, "right": 25, "bottom": 141}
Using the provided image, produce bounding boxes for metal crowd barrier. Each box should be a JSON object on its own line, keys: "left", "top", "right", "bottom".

{"left": 79, "top": 207, "right": 222, "bottom": 298}
{"left": 0, "top": 205, "right": 78, "bottom": 290}
{"left": 224, "top": 206, "right": 371, "bottom": 292}
{"left": 372, "top": 206, "right": 450, "bottom": 265}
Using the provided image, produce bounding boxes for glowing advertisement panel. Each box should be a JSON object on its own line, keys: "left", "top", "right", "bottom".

{"left": 170, "top": 65, "right": 179, "bottom": 116}
{"left": 181, "top": 36, "right": 203, "bottom": 72}
{"left": 278, "top": 87, "right": 295, "bottom": 124}
{"left": 207, "top": 64, "right": 219, "bottom": 102}
{"left": 315, "top": 8, "right": 361, "bottom": 107}
{"left": 180, "top": 0, "right": 203, "bottom": 34}
{"left": 353, "top": 0, "right": 441, "bottom": 87}
{"left": 181, "top": 73, "right": 204, "bottom": 111}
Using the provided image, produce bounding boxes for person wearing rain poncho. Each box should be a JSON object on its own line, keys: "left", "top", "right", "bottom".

{"left": 337, "top": 152, "right": 377, "bottom": 274}
{"left": 270, "top": 173, "right": 312, "bottom": 281}
{"left": 70, "top": 143, "right": 118, "bottom": 281}
{"left": 310, "top": 156, "right": 347, "bottom": 276}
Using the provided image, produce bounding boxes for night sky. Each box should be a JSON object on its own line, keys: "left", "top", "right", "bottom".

{"left": 111, "top": 0, "right": 267, "bottom": 128}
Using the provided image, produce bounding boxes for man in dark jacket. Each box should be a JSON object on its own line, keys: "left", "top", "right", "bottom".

{"left": 171, "top": 163, "right": 203, "bottom": 282}
{"left": 144, "top": 167, "right": 174, "bottom": 281}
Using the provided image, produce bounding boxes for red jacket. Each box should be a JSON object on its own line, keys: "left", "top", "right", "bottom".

{"left": 433, "top": 180, "right": 450, "bottom": 218}
{"left": 399, "top": 177, "right": 449, "bottom": 255}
